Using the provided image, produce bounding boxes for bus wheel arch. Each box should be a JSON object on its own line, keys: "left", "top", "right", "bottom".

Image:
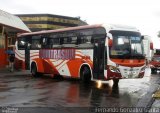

{"left": 79, "top": 64, "right": 92, "bottom": 83}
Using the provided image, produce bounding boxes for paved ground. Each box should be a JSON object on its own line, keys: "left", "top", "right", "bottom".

{"left": 0, "top": 68, "right": 160, "bottom": 113}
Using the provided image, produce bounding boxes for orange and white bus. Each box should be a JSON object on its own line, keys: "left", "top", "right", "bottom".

{"left": 15, "top": 24, "right": 146, "bottom": 84}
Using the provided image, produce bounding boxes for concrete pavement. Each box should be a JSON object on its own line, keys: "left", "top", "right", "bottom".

{"left": 149, "top": 87, "right": 160, "bottom": 113}
{"left": 0, "top": 68, "right": 30, "bottom": 76}
{"left": 0, "top": 67, "right": 160, "bottom": 113}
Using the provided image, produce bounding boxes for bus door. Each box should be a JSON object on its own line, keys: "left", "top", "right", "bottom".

{"left": 25, "top": 42, "right": 30, "bottom": 70}
{"left": 93, "top": 38, "right": 105, "bottom": 79}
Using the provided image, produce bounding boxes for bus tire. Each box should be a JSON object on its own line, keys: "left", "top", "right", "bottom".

{"left": 151, "top": 68, "right": 157, "bottom": 74}
{"left": 31, "top": 63, "right": 42, "bottom": 77}
{"left": 80, "top": 66, "right": 91, "bottom": 83}
{"left": 113, "top": 79, "right": 119, "bottom": 87}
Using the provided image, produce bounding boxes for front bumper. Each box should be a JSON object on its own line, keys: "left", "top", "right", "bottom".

{"left": 106, "top": 65, "right": 145, "bottom": 80}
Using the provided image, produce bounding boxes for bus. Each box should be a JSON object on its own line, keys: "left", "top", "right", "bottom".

{"left": 15, "top": 24, "right": 146, "bottom": 84}
{"left": 142, "top": 35, "right": 154, "bottom": 64}
{"left": 150, "top": 49, "right": 160, "bottom": 73}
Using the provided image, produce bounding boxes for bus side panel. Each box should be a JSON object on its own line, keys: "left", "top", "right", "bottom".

{"left": 30, "top": 50, "right": 56, "bottom": 74}
{"left": 66, "top": 59, "right": 84, "bottom": 78}
{"left": 54, "top": 58, "right": 93, "bottom": 78}
{"left": 43, "top": 59, "right": 59, "bottom": 75}
{"left": 30, "top": 50, "right": 43, "bottom": 73}
{"left": 15, "top": 49, "right": 25, "bottom": 70}
{"left": 30, "top": 49, "right": 94, "bottom": 77}
{"left": 14, "top": 58, "right": 25, "bottom": 70}
{"left": 32, "top": 58, "right": 61, "bottom": 75}
{"left": 65, "top": 49, "right": 93, "bottom": 78}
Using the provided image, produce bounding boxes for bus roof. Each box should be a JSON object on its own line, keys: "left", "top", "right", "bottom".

{"left": 17, "top": 24, "right": 140, "bottom": 37}
{"left": 17, "top": 24, "right": 103, "bottom": 37}
{"left": 105, "top": 24, "right": 139, "bottom": 32}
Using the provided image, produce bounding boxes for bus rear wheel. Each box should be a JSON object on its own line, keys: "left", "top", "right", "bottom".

{"left": 31, "top": 63, "right": 42, "bottom": 77}
{"left": 80, "top": 66, "right": 91, "bottom": 83}
{"left": 151, "top": 68, "right": 157, "bottom": 74}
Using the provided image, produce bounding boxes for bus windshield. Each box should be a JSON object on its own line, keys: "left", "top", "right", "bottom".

{"left": 109, "top": 30, "right": 144, "bottom": 59}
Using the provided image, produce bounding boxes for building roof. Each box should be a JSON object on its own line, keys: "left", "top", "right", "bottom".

{"left": 0, "top": 9, "right": 30, "bottom": 32}
{"left": 16, "top": 14, "right": 87, "bottom": 32}
{"left": 16, "top": 14, "right": 80, "bottom": 20}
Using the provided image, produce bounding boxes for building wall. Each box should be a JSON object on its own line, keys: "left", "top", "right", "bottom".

{"left": 0, "top": 33, "right": 4, "bottom": 48}
{"left": 17, "top": 14, "right": 87, "bottom": 32}
{"left": 0, "top": 28, "right": 19, "bottom": 68}
{"left": 0, "top": 27, "right": 7, "bottom": 68}
{"left": 0, "top": 10, "right": 30, "bottom": 68}
{"left": 0, "top": 49, "right": 7, "bottom": 68}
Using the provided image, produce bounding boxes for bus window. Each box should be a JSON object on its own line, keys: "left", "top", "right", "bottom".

{"left": 62, "top": 37, "right": 77, "bottom": 44}
{"left": 18, "top": 37, "right": 26, "bottom": 50}
{"left": 42, "top": 37, "right": 47, "bottom": 45}
{"left": 49, "top": 38, "right": 60, "bottom": 48}
{"left": 50, "top": 38, "right": 60, "bottom": 44}
{"left": 78, "top": 35, "right": 93, "bottom": 48}
{"left": 71, "top": 37, "right": 77, "bottom": 44}
{"left": 62, "top": 37, "right": 77, "bottom": 47}
{"left": 80, "top": 35, "right": 92, "bottom": 44}
{"left": 31, "top": 35, "right": 41, "bottom": 49}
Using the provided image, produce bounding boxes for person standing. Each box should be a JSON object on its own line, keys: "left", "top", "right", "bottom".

{"left": 9, "top": 53, "right": 15, "bottom": 72}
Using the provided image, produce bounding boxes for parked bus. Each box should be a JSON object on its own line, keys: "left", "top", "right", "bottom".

{"left": 150, "top": 49, "right": 160, "bottom": 73}
{"left": 15, "top": 24, "right": 146, "bottom": 84}
{"left": 142, "top": 35, "right": 154, "bottom": 64}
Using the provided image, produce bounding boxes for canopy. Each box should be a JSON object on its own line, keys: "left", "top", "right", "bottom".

{"left": 0, "top": 9, "right": 30, "bottom": 32}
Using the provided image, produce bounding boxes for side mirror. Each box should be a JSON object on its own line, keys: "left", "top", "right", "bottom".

{"left": 108, "top": 39, "right": 113, "bottom": 47}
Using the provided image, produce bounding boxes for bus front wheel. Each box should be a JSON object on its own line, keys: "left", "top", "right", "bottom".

{"left": 80, "top": 66, "right": 91, "bottom": 83}
{"left": 113, "top": 79, "right": 119, "bottom": 87}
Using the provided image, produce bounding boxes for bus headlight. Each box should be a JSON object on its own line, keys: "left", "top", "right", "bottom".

{"left": 109, "top": 66, "right": 120, "bottom": 73}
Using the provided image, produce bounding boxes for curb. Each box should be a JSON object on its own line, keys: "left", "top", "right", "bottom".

{"left": 136, "top": 84, "right": 160, "bottom": 113}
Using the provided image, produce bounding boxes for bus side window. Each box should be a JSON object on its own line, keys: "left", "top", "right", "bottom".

{"left": 62, "top": 37, "right": 77, "bottom": 47}
{"left": 80, "top": 36, "right": 92, "bottom": 44}
{"left": 78, "top": 35, "right": 93, "bottom": 48}
{"left": 41, "top": 37, "right": 48, "bottom": 48}
{"left": 18, "top": 37, "right": 26, "bottom": 50}
{"left": 50, "top": 38, "right": 60, "bottom": 48}
{"left": 31, "top": 35, "right": 42, "bottom": 49}
{"left": 42, "top": 37, "right": 47, "bottom": 45}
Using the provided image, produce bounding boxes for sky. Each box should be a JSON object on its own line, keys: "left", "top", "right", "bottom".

{"left": 0, "top": 0, "right": 160, "bottom": 48}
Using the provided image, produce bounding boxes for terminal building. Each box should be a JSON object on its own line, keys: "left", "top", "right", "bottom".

{"left": 0, "top": 9, "right": 30, "bottom": 68}
{"left": 16, "top": 14, "right": 87, "bottom": 32}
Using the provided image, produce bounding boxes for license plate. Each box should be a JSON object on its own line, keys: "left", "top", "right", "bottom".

{"left": 128, "top": 71, "right": 136, "bottom": 78}
{"left": 128, "top": 74, "right": 133, "bottom": 78}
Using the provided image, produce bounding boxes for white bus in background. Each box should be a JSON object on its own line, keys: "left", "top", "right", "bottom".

{"left": 142, "top": 35, "right": 154, "bottom": 64}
